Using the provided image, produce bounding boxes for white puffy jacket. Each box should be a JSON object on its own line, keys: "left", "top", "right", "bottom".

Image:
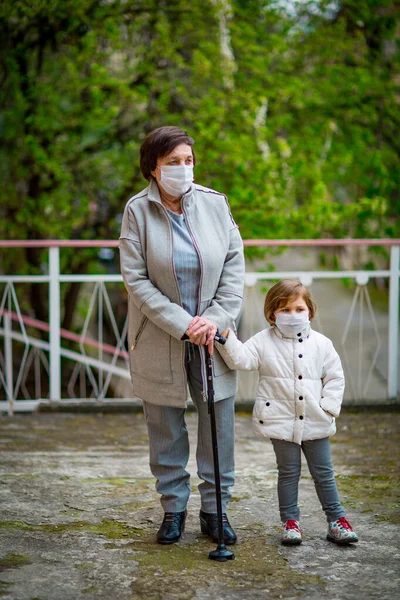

{"left": 217, "top": 324, "right": 345, "bottom": 445}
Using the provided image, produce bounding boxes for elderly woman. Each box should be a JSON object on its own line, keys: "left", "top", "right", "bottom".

{"left": 119, "top": 126, "right": 244, "bottom": 545}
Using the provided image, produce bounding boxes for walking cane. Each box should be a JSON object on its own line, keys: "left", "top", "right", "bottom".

{"left": 205, "top": 333, "right": 235, "bottom": 562}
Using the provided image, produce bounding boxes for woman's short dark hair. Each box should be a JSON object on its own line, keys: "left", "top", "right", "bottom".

{"left": 140, "top": 126, "right": 195, "bottom": 181}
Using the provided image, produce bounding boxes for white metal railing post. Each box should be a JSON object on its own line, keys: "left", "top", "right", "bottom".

{"left": 388, "top": 246, "right": 400, "bottom": 399}
{"left": 4, "top": 305, "right": 13, "bottom": 416}
{"left": 49, "top": 246, "right": 61, "bottom": 401}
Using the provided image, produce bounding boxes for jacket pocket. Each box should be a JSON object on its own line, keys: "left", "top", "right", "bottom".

{"left": 253, "top": 397, "right": 292, "bottom": 421}
{"left": 130, "top": 317, "right": 173, "bottom": 384}
{"left": 130, "top": 316, "right": 148, "bottom": 351}
{"left": 314, "top": 401, "right": 334, "bottom": 424}
{"left": 213, "top": 345, "right": 231, "bottom": 376}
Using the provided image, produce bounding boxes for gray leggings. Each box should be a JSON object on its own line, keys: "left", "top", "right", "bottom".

{"left": 271, "top": 437, "right": 346, "bottom": 523}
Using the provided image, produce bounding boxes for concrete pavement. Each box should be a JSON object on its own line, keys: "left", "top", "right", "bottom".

{"left": 0, "top": 409, "right": 399, "bottom": 599}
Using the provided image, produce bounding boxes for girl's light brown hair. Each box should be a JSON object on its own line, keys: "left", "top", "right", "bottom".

{"left": 264, "top": 279, "right": 317, "bottom": 325}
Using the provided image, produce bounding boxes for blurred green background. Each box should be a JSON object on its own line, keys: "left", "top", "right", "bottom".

{"left": 1, "top": 0, "right": 399, "bottom": 243}
{"left": 0, "top": 0, "right": 399, "bottom": 397}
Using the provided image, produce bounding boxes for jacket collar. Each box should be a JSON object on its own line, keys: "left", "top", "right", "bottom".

{"left": 147, "top": 178, "right": 195, "bottom": 208}
{"left": 273, "top": 322, "right": 311, "bottom": 341}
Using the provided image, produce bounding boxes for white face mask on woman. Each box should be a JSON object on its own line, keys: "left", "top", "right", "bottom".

{"left": 275, "top": 311, "right": 310, "bottom": 337}
{"left": 157, "top": 165, "right": 194, "bottom": 197}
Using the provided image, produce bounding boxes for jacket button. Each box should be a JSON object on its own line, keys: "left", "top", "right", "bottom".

{"left": 265, "top": 402, "right": 270, "bottom": 406}
{"left": 299, "top": 396, "right": 303, "bottom": 400}
{"left": 299, "top": 415, "right": 304, "bottom": 420}
{"left": 298, "top": 375, "right": 303, "bottom": 380}
{"left": 298, "top": 354, "right": 303, "bottom": 358}
{"left": 297, "top": 333, "right": 301, "bottom": 337}
{"left": 299, "top": 339, "right": 303, "bottom": 343}
{"left": 259, "top": 420, "right": 264, "bottom": 424}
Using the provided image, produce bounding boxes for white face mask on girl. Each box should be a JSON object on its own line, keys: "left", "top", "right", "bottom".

{"left": 275, "top": 311, "right": 310, "bottom": 336}
{"left": 157, "top": 165, "right": 194, "bottom": 197}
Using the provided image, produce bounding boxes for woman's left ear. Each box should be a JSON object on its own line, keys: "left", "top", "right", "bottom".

{"left": 151, "top": 164, "right": 160, "bottom": 180}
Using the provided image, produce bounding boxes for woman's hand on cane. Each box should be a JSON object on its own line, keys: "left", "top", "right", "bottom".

{"left": 186, "top": 316, "right": 218, "bottom": 354}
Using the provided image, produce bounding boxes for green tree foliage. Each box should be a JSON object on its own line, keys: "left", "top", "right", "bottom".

{"left": 221, "top": 0, "right": 399, "bottom": 240}
{"left": 0, "top": 0, "right": 398, "bottom": 324}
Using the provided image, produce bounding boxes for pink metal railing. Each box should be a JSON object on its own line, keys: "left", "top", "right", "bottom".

{"left": 0, "top": 310, "right": 128, "bottom": 359}
{"left": 0, "top": 238, "right": 398, "bottom": 248}
{"left": 0, "top": 239, "right": 399, "bottom": 413}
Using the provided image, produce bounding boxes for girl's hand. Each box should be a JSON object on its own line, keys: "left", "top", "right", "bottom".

{"left": 187, "top": 316, "right": 218, "bottom": 354}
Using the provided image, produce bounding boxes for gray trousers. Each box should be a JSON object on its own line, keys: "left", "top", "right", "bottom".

{"left": 271, "top": 437, "right": 346, "bottom": 523}
{"left": 143, "top": 344, "right": 235, "bottom": 513}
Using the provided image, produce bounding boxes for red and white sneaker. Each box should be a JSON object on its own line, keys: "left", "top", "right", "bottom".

{"left": 327, "top": 517, "right": 358, "bottom": 544}
{"left": 281, "top": 520, "right": 302, "bottom": 545}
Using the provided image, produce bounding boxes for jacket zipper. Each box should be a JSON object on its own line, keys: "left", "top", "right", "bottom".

{"left": 130, "top": 316, "right": 149, "bottom": 351}
{"left": 182, "top": 207, "right": 203, "bottom": 316}
{"left": 182, "top": 203, "right": 207, "bottom": 400}
{"left": 159, "top": 204, "right": 187, "bottom": 395}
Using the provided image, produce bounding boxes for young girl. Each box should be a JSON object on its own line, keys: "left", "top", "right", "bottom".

{"left": 217, "top": 279, "right": 358, "bottom": 545}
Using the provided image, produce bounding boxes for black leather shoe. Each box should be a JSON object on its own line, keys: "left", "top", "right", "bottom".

{"left": 156, "top": 511, "right": 186, "bottom": 545}
{"left": 199, "top": 510, "right": 237, "bottom": 545}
